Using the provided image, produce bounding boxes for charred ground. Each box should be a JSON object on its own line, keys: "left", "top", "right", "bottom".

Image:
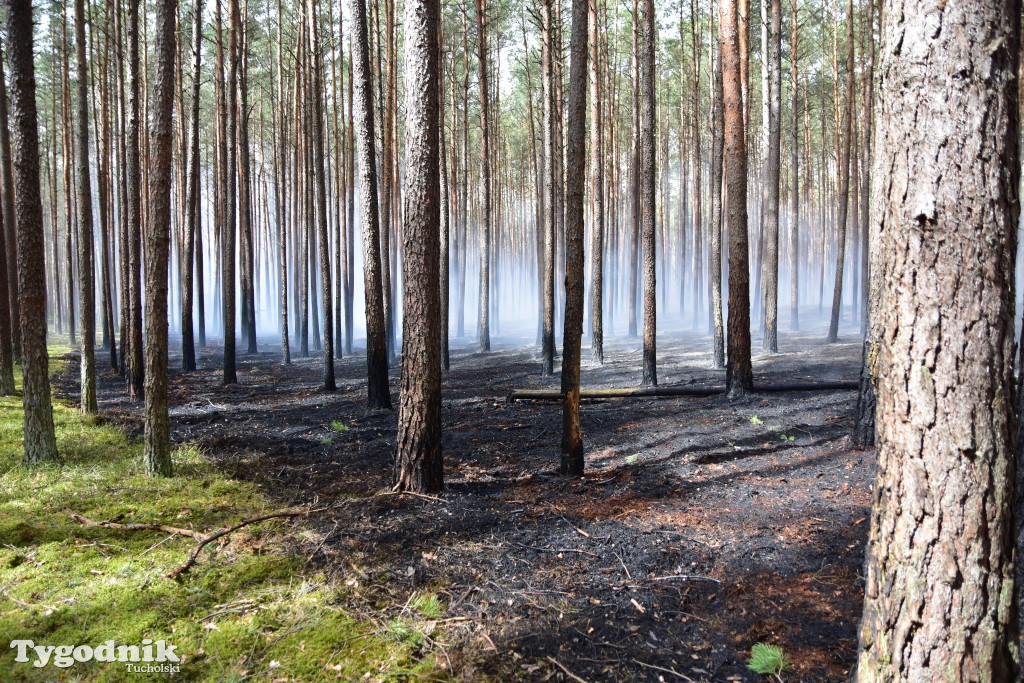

{"left": 55, "top": 327, "right": 871, "bottom": 682}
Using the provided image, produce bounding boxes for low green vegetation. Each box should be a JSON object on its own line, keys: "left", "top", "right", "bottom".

{"left": 0, "top": 347, "right": 444, "bottom": 681}
{"left": 748, "top": 642, "right": 790, "bottom": 681}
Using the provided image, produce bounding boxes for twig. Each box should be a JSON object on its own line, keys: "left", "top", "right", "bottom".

{"left": 546, "top": 656, "right": 590, "bottom": 683}
{"left": 378, "top": 490, "right": 446, "bottom": 503}
{"left": 631, "top": 659, "right": 695, "bottom": 681}
{"left": 140, "top": 534, "right": 176, "bottom": 557}
{"left": 63, "top": 509, "right": 203, "bottom": 539}
{"left": 517, "top": 543, "right": 599, "bottom": 558}
{"left": 650, "top": 574, "right": 721, "bottom": 584}
{"left": 613, "top": 551, "right": 632, "bottom": 580}
{"left": 559, "top": 515, "right": 590, "bottom": 538}
{"left": 165, "top": 509, "right": 313, "bottom": 579}
{"left": 1, "top": 585, "right": 58, "bottom": 612}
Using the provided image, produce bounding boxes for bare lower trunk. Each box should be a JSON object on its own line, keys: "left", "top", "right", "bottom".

{"left": 143, "top": 0, "right": 177, "bottom": 477}
{"left": 856, "top": 0, "right": 1020, "bottom": 676}
{"left": 351, "top": 0, "right": 392, "bottom": 410}
{"left": 7, "top": 0, "right": 59, "bottom": 464}
{"left": 721, "top": 0, "right": 752, "bottom": 397}
{"left": 75, "top": 0, "right": 97, "bottom": 414}
{"left": 394, "top": 0, "right": 441, "bottom": 492}
{"left": 560, "top": 0, "right": 588, "bottom": 476}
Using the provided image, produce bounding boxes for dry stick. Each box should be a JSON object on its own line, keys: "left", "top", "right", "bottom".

{"left": 546, "top": 656, "right": 591, "bottom": 683}
{"left": 651, "top": 574, "right": 722, "bottom": 583}
{"left": 376, "top": 490, "right": 446, "bottom": 503}
{"left": 63, "top": 509, "right": 204, "bottom": 539}
{"left": 631, "top": 658, "right": 696, "bottom": 682}
{"left": 165, "top": 509, "right": 314, "bottom": 578}
{"left": 517, "top": 542, "right": 599, "bottom": 558}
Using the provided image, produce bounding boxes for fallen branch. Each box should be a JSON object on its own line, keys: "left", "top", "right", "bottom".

{"left": 650, "top": 574, "right": 721, "bottom": 584}
{"left": 63, "top": 509, "right": 203, "bottom": 539}
{"left": 165, "top": 509, "right": 313, "bottom": 578}
{"left": 507, "top": 380, "right": 858, "bottom": 402}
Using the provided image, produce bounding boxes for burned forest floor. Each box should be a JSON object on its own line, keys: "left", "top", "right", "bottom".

{"left": 54, "top": 321, "right": 873, "bottom": 682}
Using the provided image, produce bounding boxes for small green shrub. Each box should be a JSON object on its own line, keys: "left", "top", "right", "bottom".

{"left": 411, "top": 593, "right": 444, "bottom": 619}
{"left": 330, "top": 420, "right": 349, "bottom": 433}
{"left": 748, "top": 642, "right": 790, "bottom": 680}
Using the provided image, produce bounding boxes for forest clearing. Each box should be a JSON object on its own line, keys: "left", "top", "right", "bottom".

{"left": 0, "top": 0, "right": 1019, "bottom": 676}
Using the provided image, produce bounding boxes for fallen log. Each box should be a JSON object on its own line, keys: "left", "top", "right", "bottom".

{"left": 507, "top": 380, "right": 858, "bottom": 402}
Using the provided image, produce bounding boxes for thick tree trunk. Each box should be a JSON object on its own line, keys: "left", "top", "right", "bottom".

{"left": 856, "top": 0, "right": 1020, "bottom": 676}
{"left": 351, "top": 0, "right": 392, "bottom": 410}
{"left": 721, "top": 0, "right": 752, "bottom": 397}
{"left": 143, "top": 0, "right": 177, "bottom": 477}
{"left": 6, "top": 0, "right": 59, "bottom": 465}
{"left": 74, "top": 0, "right": 97, "bottom": 414}
{"left": 394, "top": 0, "right": 442, "bottom": 492}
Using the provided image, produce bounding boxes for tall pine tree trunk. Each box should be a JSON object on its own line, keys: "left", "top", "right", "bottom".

{"left": 721, "top": 0, "right": 752, "bottom": 397}
{"left": 143, "top": 0, "right": 177, "bottom": 477}
{"left": 351, "top": 0, "right": 392, "bottom": 410}
{"left": 394, "top": 0, "right": 442, "bottom": 492}
{"left": 74, "top": 0, "right": 97, "bottom": 414}
{"left": 560, "top": 0, "right": 588, "bottom": 475}
{"left": 7, "top": 0, "right": 59, "bottom": 465}
{"left": 856, "top": 0, "right": 1020, "bottom": 675}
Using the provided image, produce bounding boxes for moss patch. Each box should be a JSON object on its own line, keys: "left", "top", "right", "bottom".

{"left": 0, "top": 347, "right": 445, "bottom": 681}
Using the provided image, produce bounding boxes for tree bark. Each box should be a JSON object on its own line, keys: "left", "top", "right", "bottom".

{"left": 6, "top": 0, "right": 59, "bottom": 465}
{"left": 710, "top": 29, "right": 725, "bottom": 370}
{"left": 639, "top": 0, "right": 656, "bottom": 386}
{"left": 856, "top": 0, "right": 1020, "bottom": 676}
{"left": 560, "top": 0, "right": 588, "bottom": 476}
{"left": 74, "top": 0, "right": 97, "bottom": 414}
{"left": 476, "top": 0, "right": 491, "bottom": 352}
{"left": 588, "top": 0, "right": 603, "bottom": 365}
{"left": 126, "top": 0, "right": 144, "bottom": 400}
{"left": 143, "top": 0, "right": 177, "bottom": 477}
{"left": 222, "top": 0, "right": 239, "bottom": 384}
{"left": 394, "top": 0, "right": 442, "bottom": 492}
{"left": 351, "top": 0, "right": 392, "bottom": 410}
{"left": 540, "top": 0, "right": 555, "bottom": 375}
{"left": 721, "top": 0, "right": 752, "bottom": 397}
{"left": 0, "top": 40, "right": 20, "bottom": 364}
{"left": 306, "top": 0, "right": 336, "bottom": 391}
{"left": 827, "top": 0, "right": 854, "bottom": 344}
{"left": 760, "top": 0, "right": 781, "bottom": 353}
{"left": 788, "top": 0, "right": 799, "bottom": 332}
{"left": 182, "top": 0, "right": 203, "bottom": 372}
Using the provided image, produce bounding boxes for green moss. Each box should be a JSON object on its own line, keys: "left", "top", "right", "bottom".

{"left": 0, "top": 354, "right": 444, "bottom": 681}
